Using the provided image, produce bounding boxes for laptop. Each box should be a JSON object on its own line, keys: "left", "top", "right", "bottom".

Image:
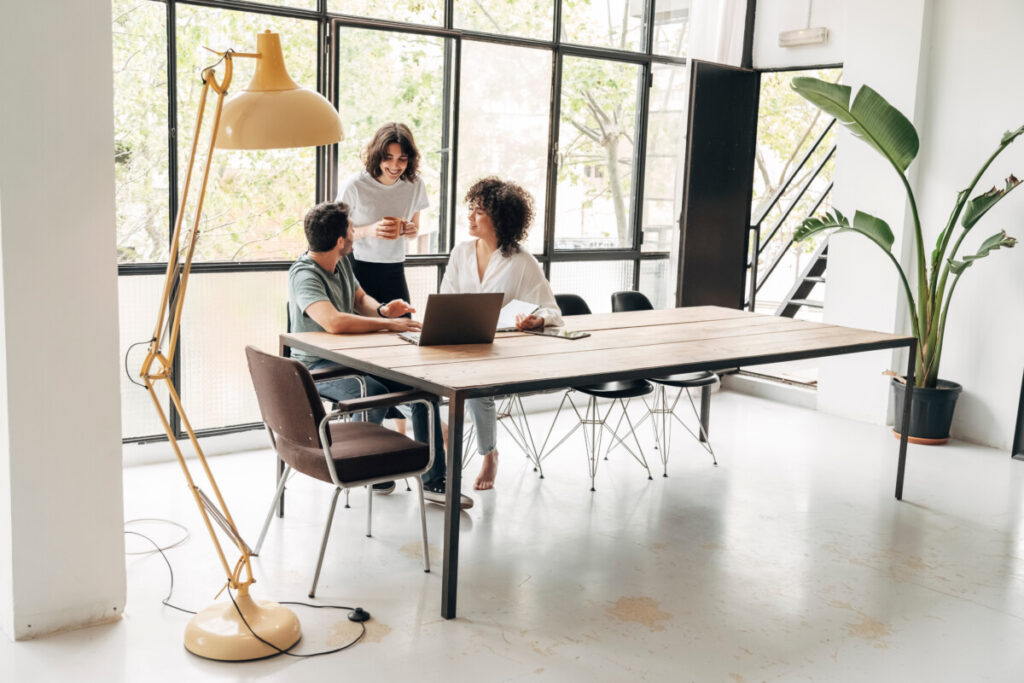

{"left": 398, "top": 292, "right": 505, "bottom": 346}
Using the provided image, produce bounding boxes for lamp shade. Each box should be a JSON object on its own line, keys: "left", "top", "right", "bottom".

{"left": 216, "top": 31, "right": 343, "bottom": 150}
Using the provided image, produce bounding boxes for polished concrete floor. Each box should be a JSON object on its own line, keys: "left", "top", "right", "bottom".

{"left": 4, "top": 391, "right": 1024, "bottom": 681}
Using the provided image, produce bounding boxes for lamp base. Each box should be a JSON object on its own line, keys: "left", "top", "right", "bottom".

{"left": 184, "top": 589, "right": 301, "bottom": 661}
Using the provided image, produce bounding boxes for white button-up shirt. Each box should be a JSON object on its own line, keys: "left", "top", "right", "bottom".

{"left": 440, "top": 240, "right": 563, "bottom": 327}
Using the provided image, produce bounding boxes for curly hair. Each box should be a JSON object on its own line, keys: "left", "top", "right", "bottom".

{"left": 363, "top": 122, "right": 419, "bottom": 182}
{"left": 464, "top": 177, "right": 534, "bottom": 257}
{"left": 304, "top": 201, "right": 350, "bottom": 252}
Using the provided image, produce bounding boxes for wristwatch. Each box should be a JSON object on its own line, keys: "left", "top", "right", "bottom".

{"left": 376, "top": 303, "right": 387, "bottom": 318}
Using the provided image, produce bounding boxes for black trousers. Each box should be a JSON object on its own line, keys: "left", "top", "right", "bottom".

{"left": 350, "top": 258, "right": 411, "bottom": 314}
{"left": 350, "top": 257, "right": 411, "bottom": 420}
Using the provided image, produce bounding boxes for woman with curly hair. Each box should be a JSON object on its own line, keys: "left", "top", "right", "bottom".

{"left": 440, "top": 177, "right": 562, "bottom": 490}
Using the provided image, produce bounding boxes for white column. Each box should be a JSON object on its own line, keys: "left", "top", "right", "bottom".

{"left": 0, "top": 2, "right": 126, "bottom": 639}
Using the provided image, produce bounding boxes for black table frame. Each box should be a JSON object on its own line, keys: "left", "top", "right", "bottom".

{"left": 282, "top": 331, "right": 917, "bottom": 620}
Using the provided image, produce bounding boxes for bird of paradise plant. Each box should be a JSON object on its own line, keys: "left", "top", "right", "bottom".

{"left": 791, "top": 77, "right": 1022, "bottom": 389}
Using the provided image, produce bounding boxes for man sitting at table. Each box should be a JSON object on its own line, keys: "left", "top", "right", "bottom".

{"left": 287, "top": 200, "right": 473, "bottom": 509}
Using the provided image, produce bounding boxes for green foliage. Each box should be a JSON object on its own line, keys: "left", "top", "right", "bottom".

{"left": 112, "top": 0, "right": 664, "bottom": 261}
{"left": 792, "top": 77, "right": 1023, "bottom": 388}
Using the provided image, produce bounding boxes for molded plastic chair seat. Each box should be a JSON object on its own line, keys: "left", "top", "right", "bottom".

{"left": 650, "top": 371, "right": 718, "bottom": 388}
{"left": 576, "top": 379, "right": 654, "bottom": 399}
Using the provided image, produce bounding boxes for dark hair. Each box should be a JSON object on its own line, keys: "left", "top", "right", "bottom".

{"left": 304, "top": 201, "right": 350, "bottom": 252}
{"left": 363, "top": 122, "right": 419, "bottom": 182}
{"left": 464, "top": 177, "right": 534, "bottom": 257}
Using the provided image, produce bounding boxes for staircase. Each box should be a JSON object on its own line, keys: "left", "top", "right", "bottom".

{"left": 775, "top": 242, "right": 828, "bottom": 318}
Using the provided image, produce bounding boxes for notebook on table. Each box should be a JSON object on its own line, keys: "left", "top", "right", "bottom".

{"left": 398, "top": 292, "right": 504, "bottom": 346}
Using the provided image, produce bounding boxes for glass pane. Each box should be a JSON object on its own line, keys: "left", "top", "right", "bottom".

{"left": 112, "top": 0, "right": 169, "bottom": 264}
{"left": 642, "top": 63, "right": 688, "bottom": 254}
{"left": 406, "top": 265, "right": 439, "bottom": 315}
{"left": 549, "top": 261, "right": 634, "bottom": 313}
{"left": 334, "top": 27, "right": 449, "bottom": 256}
{"left": 119, "top": 275, "right": 172, "bottom": 440}
{"left": 556, "top": 57, "right": 641, "bottom": 250}
{"left": 180, "top": 271, "right": 288, "bottom": 431}
{"left": 652, "top": 0, "right": 690, "bottom": 57}
{"left": 454, "top": 42, "right": 552, "bottom": 254}
{"left": 329, "top": 0, "right": 443, "bottom": 26}
{"left": 455, "top": 0, "right": 554, "bottom": 40}
{"left": 638, "top": 257, "right": 673, "bottom": 309}
{"left": 561, "top": 0, "right": 643, "bottom": 52}
{"left": 175, "top": 7, "right": 318, "bottom": 262}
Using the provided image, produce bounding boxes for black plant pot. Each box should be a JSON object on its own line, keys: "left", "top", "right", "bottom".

{"left": 891, "top": 377, "right": 962, "bottom": 444}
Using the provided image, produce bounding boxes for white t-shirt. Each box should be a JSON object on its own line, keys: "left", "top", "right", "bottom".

{"left": 440, "top": 240, "right": 563, "bottom": 327}
{"left": 336, "top": 170, "right": 429, "bottom": 264}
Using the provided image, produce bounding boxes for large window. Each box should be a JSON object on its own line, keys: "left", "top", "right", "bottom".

{"left": 113, "top": 0, "right": 693, "bottom": 442}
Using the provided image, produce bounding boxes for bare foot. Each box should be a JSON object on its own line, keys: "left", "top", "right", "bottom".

{"left": 474, "top": 450, "right": 499, "bottom": 490}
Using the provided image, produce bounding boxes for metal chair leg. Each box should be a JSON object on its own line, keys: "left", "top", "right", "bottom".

{"left": 254, "top": 462, "right": 291, "bottom": 555}
{"left": 344, "top": 488, "right": 350, "bottom": 508}
{"left": 309, "top": 487, "right": 342, "bottom": 598}
{"left": 276, "top": 457, "right": 286, "bottom": 518}
{"left": 699, "top": 384, "right": 711, "bottom": 443}
{"left": 415, "top": 477, "right": 430, "bottom": 573}
{"left": 615, "top": 398, "right": 653, "bottom": 479}
{"left": 366, "top": 485, "right": 373, "bottom": 537}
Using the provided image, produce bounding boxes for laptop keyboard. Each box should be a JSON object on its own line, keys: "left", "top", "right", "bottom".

{"left": 398, "top": 332, "right": 421, "bottom": 345}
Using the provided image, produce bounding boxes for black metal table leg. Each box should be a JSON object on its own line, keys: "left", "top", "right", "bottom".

{"left": 895, "top": 340, "right": 917, "bottom": 500}
{"left": 442, "top": 394, "right": 465, "bottom": 619}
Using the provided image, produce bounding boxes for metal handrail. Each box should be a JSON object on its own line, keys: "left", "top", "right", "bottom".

{"left": 754, "top": 183, "right": 832, "bottom": 295}
{"left": 757, "top": 145, "right": 836, "bottom": 257}
{"left": 746, "top": 116, "right": 837, "bottom": 312}
{"left": 751, "top": 118, "right": 836, "bottom": 228}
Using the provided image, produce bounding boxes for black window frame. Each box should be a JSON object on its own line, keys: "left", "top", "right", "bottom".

{"left": 117, "top": 0, "right": 749, "bottom": 443}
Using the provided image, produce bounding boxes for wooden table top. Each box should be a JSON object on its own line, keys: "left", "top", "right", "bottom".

{"left": 282, "top": 306, "right": 913, "bottom": 398}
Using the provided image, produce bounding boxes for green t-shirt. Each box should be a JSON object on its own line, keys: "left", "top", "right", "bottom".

{"left": 287, "top": 253, "right": 360, "bottom": 366}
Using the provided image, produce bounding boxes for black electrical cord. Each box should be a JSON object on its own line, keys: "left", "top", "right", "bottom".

{"left": 227, "top": 587, "right": 366, "bottom": 659}
{"left": 125, "top": 528, "right": 367, "bottom": 657}
{"left": 124, "top": 339, "right": 154, "bottom": 389}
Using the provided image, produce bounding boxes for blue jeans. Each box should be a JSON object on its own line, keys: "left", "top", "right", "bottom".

{"left": 466, "top": 397, "right": 497, "bottom": 455}
{"left": 309, "top": 359, "right": 446, "bottom": 485}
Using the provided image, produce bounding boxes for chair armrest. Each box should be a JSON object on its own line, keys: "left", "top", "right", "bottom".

{"left": 309, "top": 367, "right": 359, "bottom": 382}
{"left": 330, "top": 390, "right": 436, "bottom": 416}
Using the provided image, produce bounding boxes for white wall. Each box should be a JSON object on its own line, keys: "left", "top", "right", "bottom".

{"left": 752, "top": 0, "right": 845, "bottom": 69}
{"left": 0, "top": 2, "right": 126, "bottom": 640}
{"left": 911, "top": 0, "right": 1024, "bottom": 449}
{"left": 816, "top": 0, "right": 931, "bottom": 426}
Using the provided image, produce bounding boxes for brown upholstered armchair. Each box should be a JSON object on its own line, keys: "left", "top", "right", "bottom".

{"left": 245, "top": 345, "right": 436, "bottom": 598}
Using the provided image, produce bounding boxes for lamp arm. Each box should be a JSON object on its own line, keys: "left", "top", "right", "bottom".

{"left": 138, "top": 54, "right": 255, "bottom": 591}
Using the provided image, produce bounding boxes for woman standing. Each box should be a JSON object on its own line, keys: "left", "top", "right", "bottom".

{"left": 441, "top": 177, "right": 563, "bottom": 490}
{"left": 338, "top": 122, "right": 428, "bottom": 435}
{"left": 337, "top": 122, "right": 428, "bottom": 308}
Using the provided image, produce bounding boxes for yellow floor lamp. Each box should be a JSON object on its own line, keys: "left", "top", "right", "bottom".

{"left": 138, "top": 31, "right": 342, "bottom": 661}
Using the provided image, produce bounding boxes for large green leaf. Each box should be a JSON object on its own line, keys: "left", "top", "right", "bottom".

{"left": 794, "top": 208, "right": 849, "bottom": 241}
{"left": 948, "top": 230, "right": 1017, "bottom": 274}
{"left": 961, "top": 174, "right": 1022, "bottom": 228}
{"left": 792, "top": 77, "right": 919, "bottom": 172}
{"left": 795, "top": 209, "right": 894, "bottom": 254}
